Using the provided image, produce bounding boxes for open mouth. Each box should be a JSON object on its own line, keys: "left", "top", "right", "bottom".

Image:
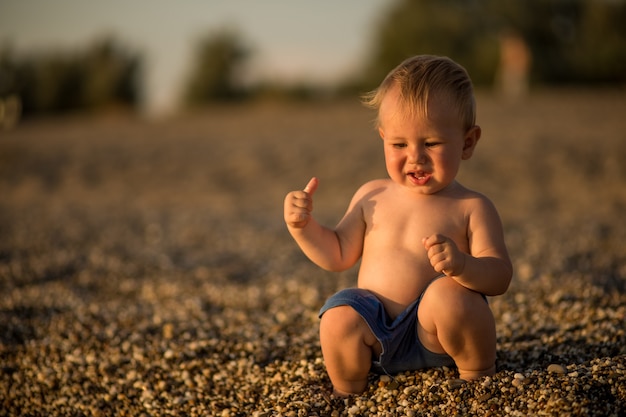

{"left": 408, "top": 171, "right": 431, "bottom": 186}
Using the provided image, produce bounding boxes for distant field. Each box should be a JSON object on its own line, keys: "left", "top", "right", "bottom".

{"left": 1, "top": 90, "right": 625, "bottom": 415}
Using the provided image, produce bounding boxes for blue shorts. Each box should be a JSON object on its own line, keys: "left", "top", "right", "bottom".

{"left": 319, "top": 285, "right": 456, "bottom": 375}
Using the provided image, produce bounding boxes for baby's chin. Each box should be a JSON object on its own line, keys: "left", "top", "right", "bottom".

{"left": 403, "top": 180, "right": 456, "bottom": 196}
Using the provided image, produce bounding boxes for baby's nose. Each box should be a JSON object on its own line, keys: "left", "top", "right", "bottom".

{"left": 409, "top": 146, "right": 427, "bottom": 164}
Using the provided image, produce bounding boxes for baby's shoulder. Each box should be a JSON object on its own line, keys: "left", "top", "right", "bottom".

{"left": 348, "top": 179, "right": 393, "bottom": 206}
{"left": 353, "top": 179, "right": 393, "bottom": 197}
{"left": 359, "top": 178, "right": 392, "bottom": 191}
{"left": 453, "top": 183, "right": 499, "bottom": 214}
{"left": 452, "top": 182, "right": 490, "bottom": 202}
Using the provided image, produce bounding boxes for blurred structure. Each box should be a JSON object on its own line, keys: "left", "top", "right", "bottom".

{"left": 495, "top": 31, "right": 531, "bottom": 100}
{"left": 0, "top": 94, "right": 21, "bottom": 129}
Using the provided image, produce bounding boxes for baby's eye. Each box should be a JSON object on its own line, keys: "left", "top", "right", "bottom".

{"left": 425, "top": 142, "right": 441, "bottom": 148}
{"left": 392, "top": 143, "right": 407, "bottom": 149}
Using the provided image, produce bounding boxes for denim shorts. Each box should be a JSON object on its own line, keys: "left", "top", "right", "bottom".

{"left": 319, "top": 285, "right": 456, "bottom": 375}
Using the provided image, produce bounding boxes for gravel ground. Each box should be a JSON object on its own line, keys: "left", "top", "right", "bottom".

{"left": 1, "top": 91, "right": 625, "bottom": 415}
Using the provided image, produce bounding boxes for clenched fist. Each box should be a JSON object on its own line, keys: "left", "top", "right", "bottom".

{"left": 422, "top": 233, "right": 466, "bottom": 276}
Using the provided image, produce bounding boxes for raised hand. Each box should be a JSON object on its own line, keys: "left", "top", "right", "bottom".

{"left": 422, "top": 234, "right": 466, "bottom": 276}
{"left": 284, "top": 177, "right": 319, "bottom": 228}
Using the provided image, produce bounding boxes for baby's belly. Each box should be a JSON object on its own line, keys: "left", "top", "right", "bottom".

{"left": 357, "top": 260, "right": 440, "bottom": 319}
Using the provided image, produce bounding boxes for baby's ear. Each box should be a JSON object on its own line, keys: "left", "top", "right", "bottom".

{"left": 461, "top": 125, "right": 481, "bottom": 160}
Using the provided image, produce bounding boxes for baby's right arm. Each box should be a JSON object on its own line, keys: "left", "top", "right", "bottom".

{"left": 284, "top": 177, "right": 365, "bottom": 272}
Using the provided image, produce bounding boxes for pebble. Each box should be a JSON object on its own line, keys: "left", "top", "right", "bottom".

{"left": 448, "top": 379, "right": 465, "bottom": 390}
{"left": 477, "top": 392, "right": 492, "bottom": 402}
{"left": 386, "top": 380, "right": 400, "bottom": 391}
{"left": 547, "top": 364, "right": 568, "bottom": 374}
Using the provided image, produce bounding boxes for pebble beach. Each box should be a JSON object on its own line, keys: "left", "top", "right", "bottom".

{"left": 1, "top": 91, "right": 625, "bottom": 415}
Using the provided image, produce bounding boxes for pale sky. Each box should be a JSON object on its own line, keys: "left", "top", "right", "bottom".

{"left": 0, "top": 0, "right": 390, "bottom": 114}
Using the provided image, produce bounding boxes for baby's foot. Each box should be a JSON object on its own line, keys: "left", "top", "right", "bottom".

{"left": 332, "top": 387, "right": 357, "bottom": 398}
{"left": 458, "top": 364, "right": 495, "bottom": 380}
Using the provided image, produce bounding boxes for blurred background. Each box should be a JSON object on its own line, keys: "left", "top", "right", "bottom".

{"left": 1, "top": 0, "right": 625, "bottom": 125}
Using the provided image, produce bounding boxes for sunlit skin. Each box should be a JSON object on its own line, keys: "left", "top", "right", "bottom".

{"left": 284, "top": 85, "right": 512, "bottom": 396}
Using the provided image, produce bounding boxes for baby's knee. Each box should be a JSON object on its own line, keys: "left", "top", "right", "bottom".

{"left": 320, "top": 305, "right": 366, "bottom": 338}
{"left": 423, "top": 278, "right": 490, "bottom": 321}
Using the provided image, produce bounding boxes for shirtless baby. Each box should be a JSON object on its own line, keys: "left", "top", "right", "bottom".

{"left": 284, "top": 55, "right": 512, "bottom": 396}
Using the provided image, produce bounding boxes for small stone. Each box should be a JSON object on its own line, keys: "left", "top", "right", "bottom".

{"left": 448, "top": 379, "right": 465, "bottom": 390}
{"left": 477, "top": 392, "right": 491, "bottom": 402}
{"left": 162, "top": 323, "right": 174, "bottom": 339}
{"left": 547, "top": 364, "right": 567, "bottom": 374}
{"left": 386, "top": 380, "right": 400, "bottom": 391}
{"left": 403, "top": 386, "right": 417, "bottom": 395}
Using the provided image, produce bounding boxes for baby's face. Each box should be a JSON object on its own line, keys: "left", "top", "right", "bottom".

{"left": 378, "top": 87, "right": 479, "bottom": 195}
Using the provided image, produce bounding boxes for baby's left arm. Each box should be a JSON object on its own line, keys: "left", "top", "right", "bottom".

{"left": 423, "top": 197, "right": 512, "bottom": 296}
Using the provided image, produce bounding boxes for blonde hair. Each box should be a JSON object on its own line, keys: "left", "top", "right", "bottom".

{"left": 362, "top": 55, "right": 476, "bottom": 130}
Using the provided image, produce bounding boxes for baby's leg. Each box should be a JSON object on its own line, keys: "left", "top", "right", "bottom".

{"left": 319, "top": 305, "right": 382, "bottom": 396}
{"left": 417, "top": 277, "right": 496, "bottom": 380}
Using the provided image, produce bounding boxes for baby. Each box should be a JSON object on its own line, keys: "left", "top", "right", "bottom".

{"left": 284, "top": 55, "right": 512, "bottom": 396}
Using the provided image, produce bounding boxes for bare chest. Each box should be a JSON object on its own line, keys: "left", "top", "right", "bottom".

{"left": 364, "top": 195, "right": 469, "bottom": 252}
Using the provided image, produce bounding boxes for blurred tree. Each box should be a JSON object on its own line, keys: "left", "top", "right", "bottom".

{"left": 182, "top": 28, "right": 250, "bottom": 105}
{"left": 0, "top": 46, "right": 23, "bottom": 128}
{"left": 0, "top": 37, "right": 142, "bottom": 116}
{"left": 357, "top": 0, "right": 500, "bottom": 90}
{"left": 81, "top": 37, "right": 143, "bottom": 109}
{"left": 0, "top": 46, "right": 19, "bottom": 97}
{"left": 18, "top": 52, "right": 84, "bottom": 113}
{"left": 355, "top": 0, "right": 626, "bottom": 90}
{"left": 497, "top": 0, "right": 626, "bottom": 85}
